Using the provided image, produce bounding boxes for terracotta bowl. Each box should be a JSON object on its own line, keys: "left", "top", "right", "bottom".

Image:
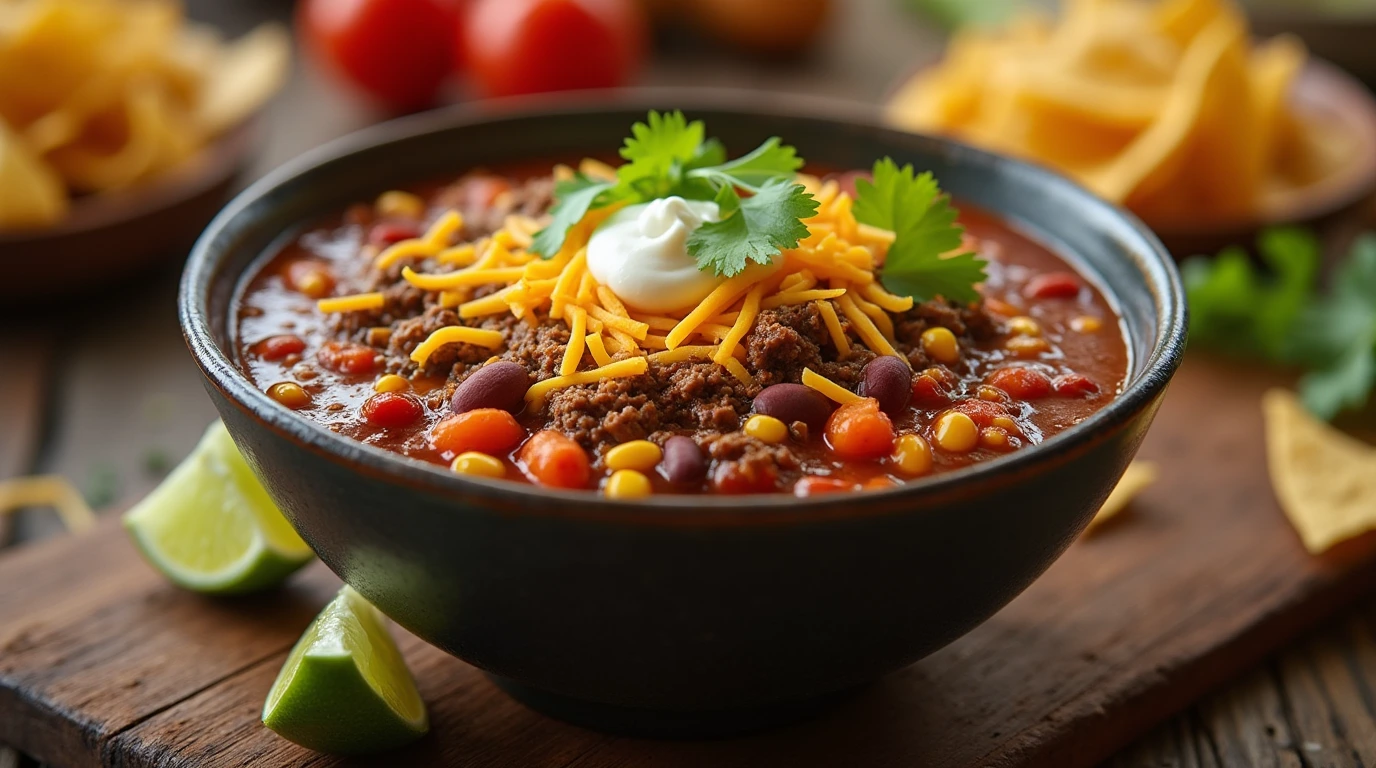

{"left": 179, "top": 92, "right": 1187, "bottom": 736}
{"left": 0, "top": 122, "right": 257, "bottom": 302}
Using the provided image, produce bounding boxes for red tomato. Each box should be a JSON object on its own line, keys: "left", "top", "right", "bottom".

{"left": 463, "top": 0, "right": 646, "bottom": 98}
{"left": 362, "top": 392, "right": 424, "bottom": 428}
{"left": 299, "top": 0, "right": 460, "bottom": 111}
{"left": 986, "top": 367, "right": 1053, "bottom": 400}
{"left": 368, "top": 221, "right": 423, "bottom": 247}
{"left": 318, "top": 342, "right": 379, "bottom": 375}
{"left": 1024, "top": 272, "right": 1082, "bottom": 300}
{"left": 255, "top": 335, "right": 306, "bottom": 361}
{"left": 712, "top": 461, "right": 780, "bottom": 494}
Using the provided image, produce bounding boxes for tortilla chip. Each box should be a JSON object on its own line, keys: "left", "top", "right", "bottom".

{"left": 0, "top": 119, "right": 68, "bottom": 228}
{"left": 1264, "top": 389, "right": 1376, "bottom": 554}
{"left": 1086, "top": 461, "right": 1158, "bottom": 534}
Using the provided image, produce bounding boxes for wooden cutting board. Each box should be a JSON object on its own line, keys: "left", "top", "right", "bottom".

{"left": 4, "top": 353, "right": 1376, "bottom": 768}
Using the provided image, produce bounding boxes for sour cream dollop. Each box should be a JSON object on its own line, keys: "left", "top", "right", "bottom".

{"left": 585, "top": 196, "right": 725, "bottom": 313}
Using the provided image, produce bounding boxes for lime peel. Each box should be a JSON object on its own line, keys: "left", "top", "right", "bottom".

{"left": 123, "top": 421, "right": 313, "bottom": 594}
{"left": 263, "top": 586, "right": 428, "bottom": 755}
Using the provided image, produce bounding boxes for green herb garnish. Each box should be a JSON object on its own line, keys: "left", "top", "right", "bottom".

{"left": 532, "top": 111, "right": 981, "bottom": 302}
{"left": 1184, "top": 229, "right": 1376, "bottom": 420}
{"left": 853, "top": 158, "right": 986, "bottom": 304}
{"left": 531, "top": 110, "right": 812, "bottom": 277}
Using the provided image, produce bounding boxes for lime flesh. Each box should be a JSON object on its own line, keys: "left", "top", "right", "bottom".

{"left": 263, "top": 586, "right": 429, "bottom": 755}
{"left": 123, "top": 421, "right": 313, "bottom": 594}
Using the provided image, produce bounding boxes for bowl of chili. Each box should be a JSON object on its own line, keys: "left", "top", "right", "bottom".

{"left": 180, "top": 91, "right": 1186, "bottom": 736}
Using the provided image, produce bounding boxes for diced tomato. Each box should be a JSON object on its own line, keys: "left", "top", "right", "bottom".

{"left": 825, "top": 398, "right": 896, "bottom": 461}
{"left": 317, "top": 341, "right": 379, "bottom": 375}
{"left": 362, "top": 392, "right": 424, "bottom": 428}
{"left": 1053, "top": 373, "right": 1100, "bottom": 398}
{"left": 433, "top": 408, "right": 526, "bottom": 456}
{"left": 951, "top": 398, "right": 1015, "bottom": 428}
{"left": 1024, "top": 272, "right": 1082, "bottom": 300}
{"left": 986, "top": 367, "right": 1053, "bottom": 400}
{"left": 519, "top": 430, "right": 591, "bottom": 489}
{"left": 712, "top": 461, "right": 780, "bottom": 494}
{"left": 255, "top": 335, "right": 307, "bottom": 361}
{"left": 911, "top": 373, "right": 952, "bottom": 408}
{"left": 368, "top": 221, "right": 423, "bottom": 247}
{"left": 793, "top": 476, "right": 856, "bottom": 497}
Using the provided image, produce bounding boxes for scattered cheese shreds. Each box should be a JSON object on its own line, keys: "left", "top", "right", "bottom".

{"left": 0, "top": 475, "right": 95, "bottom": 533}
{"left": 561, "top": 308, "right": 588, "bottom": 376}
{"left": 1085, "top": 462, "right": 1157, "bottom": 535}
{"left": 837, "top": 292, "right": 901, "bottom": 359}
{"left": 714, "top": 283, "right": 766, "bottom": 365}
{"left": 816, "top": 300, "right": 851, "bottom": 357}
{"left": 410, "top": 326, "right": 505, "bottom": 365}
{"left": 802, "top": 367, "right": 862, "bottom": 405}
{"left": 722, "top": 356, "right": 755, "bottom": 387}
{"left": 526, "top": 357, "right": 649, "bottom": 408}
{"left": 762, "top": 288, "right": 846, "bottom": 310}
{"left": 1264, "top": 389, "right": 1376, "bottom": 553}
{"left": 317, "top": 292, "right": 385, "bottom": 314}
{"left": 586, "top": 333, "right": 613, "bottom": 367}
{"left": 667, "top": 273, "right": 757, "bottom": 350}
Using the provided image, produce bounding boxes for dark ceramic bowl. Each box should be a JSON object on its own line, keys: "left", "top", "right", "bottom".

{"left": 180, "top": 92, "right": 1187, "bottom": 736}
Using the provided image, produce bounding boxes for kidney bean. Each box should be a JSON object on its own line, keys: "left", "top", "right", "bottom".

{"left": 753, "top": 383, "right": 834, "bottom": 431}
{"left": 662, "top": 436, "right": 707, "bottom": 485}
{"left": 1024, "top": 272, "right": 1081, "bottom": 300}
{"left": 859, "top": 356, "right": 912, "bottom": 416}
{"left": 451, "top": 361, "right": 529, "bottom": 414}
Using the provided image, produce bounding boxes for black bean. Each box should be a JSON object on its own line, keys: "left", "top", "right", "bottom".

{"left": 860, "top": 356, "right": 912, "bottom": 416}
{"left": 753, "top": 383, "right": 834, "bottom": 431}
{"left": 662, "top": 436, "right": 707, "bottom": 485}
{"left": 451, "top": 361, "right": 528, "bottom": 414}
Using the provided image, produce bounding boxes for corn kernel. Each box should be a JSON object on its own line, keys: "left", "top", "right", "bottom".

{"left": 267, "top": 382, "right": 311, "bottom": 409}
{"left": 991, "top": 416, "right": 1021, "bottom": 435}
{"left": 980, "top": 427, "right": 1011, "bottom": 450}
{"left": 933, "top": 411, "right": 978, "bottom": 453}
{"left": 977, "top": 385, "right": 1008, "bottom": 402}
{"left": 376, "top": 190, "right": 425, "bottom": 220}
{"left": 1006, "top": 336, "right": 1051, "bottom": 358}
{"left": 921, "top": 327, "right": 960, "bottom": 365}
{"left": 374, "top": 374, "right": 409, "bottom": 393}
{"left": 1071, "top": 315, "right": 1103, "bottom": 333}
{"left": 296, "top": 271, "right": 331, "bottom": 299}
{"left": 744, "top": 414, "right": 789, "bottom": 444}
{"left": 605, "top": 440, "right": 663, "bottom": 472}
{"left": 451, "top": 452, "right": 505, "bottom": 479}
{"left": 605, "top": 469, "right": 652, "bottom": 499}
{"left": 891, "top": 434, "right": 933, "bottom": 476}
{"left": 366, "top": 327, "right": 392, "bottom": 346}
{"left": 1008, "top": 316, "right": 1042, "bottom": 337}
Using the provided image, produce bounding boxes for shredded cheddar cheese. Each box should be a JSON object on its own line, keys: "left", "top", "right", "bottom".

{"left": 802, "top": 367, "right": 863, "bottom": 405}
{"left": 362, "top": 170, "right": 930, "bottom": 410}
{"left": 317, "top": 292, "right": 385, "bottom": 314}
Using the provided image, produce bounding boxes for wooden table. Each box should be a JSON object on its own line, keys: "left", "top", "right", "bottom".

{"left": 4, "top": 0, "right": 1376, "bottom": 765}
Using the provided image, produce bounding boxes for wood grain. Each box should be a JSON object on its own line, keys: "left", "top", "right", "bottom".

{"left": 5, "top": 353, "right": 1376, "bottom": 768}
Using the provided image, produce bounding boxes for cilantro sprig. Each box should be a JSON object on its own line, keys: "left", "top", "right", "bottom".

{"left": 531, "top": 111, "right": 983, "bottom": 303}
{"left": 1183, "top": 230, "right": 1376, "bottom": 420}
{"left": 531, "top": 111, "right": 813, "bottom": 277}
{"left": 853, "top": 158, "right": 987, "bottom": 304}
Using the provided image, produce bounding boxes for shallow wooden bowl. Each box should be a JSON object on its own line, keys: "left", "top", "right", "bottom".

{"left": 0, "top": 123, "right": 256, "bottom": 302}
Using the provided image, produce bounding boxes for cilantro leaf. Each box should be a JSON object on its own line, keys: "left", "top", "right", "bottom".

{"left": 687, "top": 137, "right": 803, "bottom": 191}
{"left": 616, "top": 110, "right": 704, "bottom": 200}
{"left": 1289, "top": 235, "right": 1376, "bottom": 419}
{"left": 1182, "top": 227, "right": 1319, "bottom": 361}
{"left": 854, "top": 157, "right": 985, "bottom": 304}
{"left": 530, "top": 174, "right": 616, "bottom": 257}
{"left": 688, "top": 180, "right": 818, "bottom": 277}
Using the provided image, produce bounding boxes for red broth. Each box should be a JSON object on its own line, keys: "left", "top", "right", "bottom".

{"left": 235, "top": 166, "right": 1128, "bottom": 495}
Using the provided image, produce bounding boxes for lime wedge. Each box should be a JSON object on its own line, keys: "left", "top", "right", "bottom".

{"left": 123, "top": 421, "right": 313, "bottom": 594}
{"left": 263, "top": 586, "right": 429, "bottom": 754}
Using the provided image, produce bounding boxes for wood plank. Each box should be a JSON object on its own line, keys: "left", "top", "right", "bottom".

{"left": 0, "top": 325, "right": 56, "bottom": 546}
{"left": 5, "top": 353, "right": 1376, "bottom": 768}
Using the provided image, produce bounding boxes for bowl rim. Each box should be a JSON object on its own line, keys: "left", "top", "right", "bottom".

{"left": 180, "top": 88, "right": 1188, "bottom": 523}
